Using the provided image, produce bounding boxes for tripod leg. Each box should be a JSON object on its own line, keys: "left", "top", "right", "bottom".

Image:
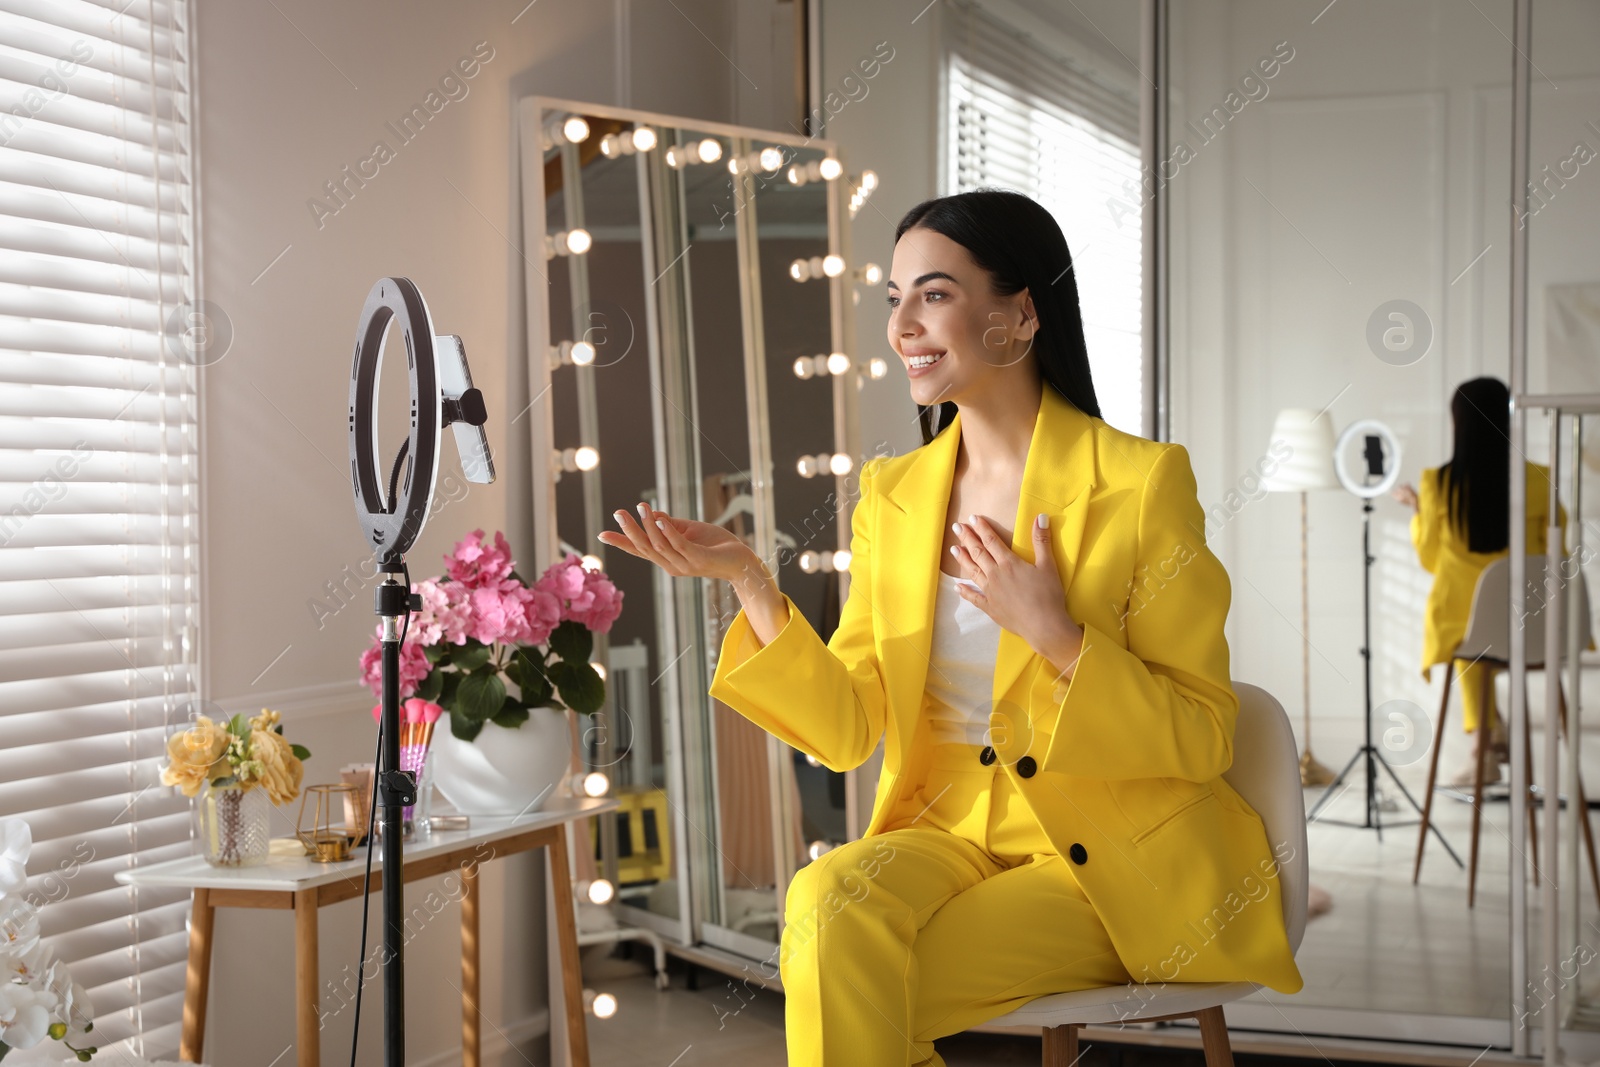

{"left": 1415, "top": 662, "right": 1455, "bottom": 884}
{"left": 1523, "top": 686, "right": 1540, "bottom": 888}
{"left": 1555, "top": 680, "right": 1600, "bottom": 913}
{"left": 1469, "top": 668, "right": 1492, "bottom": 908}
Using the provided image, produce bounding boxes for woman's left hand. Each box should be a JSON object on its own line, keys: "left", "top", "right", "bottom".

{"left": 951, "top": 513, "right": 1084, "bottom": 669}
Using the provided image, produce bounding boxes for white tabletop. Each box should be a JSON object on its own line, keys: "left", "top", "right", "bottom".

{"left": 112, "top": 795, "right": 619, "bottom": 893}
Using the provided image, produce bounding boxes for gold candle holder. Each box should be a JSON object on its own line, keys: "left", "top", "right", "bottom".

{"left": 295, "top": 783, "right": 360, "bottom": 863}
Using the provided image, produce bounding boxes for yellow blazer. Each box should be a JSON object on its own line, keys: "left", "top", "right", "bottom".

{"left": 710, "top": 384, "right": 1305, "bottom": 995}
{"left": 1411, "top": 460, "right": 1588, "bottom": 680}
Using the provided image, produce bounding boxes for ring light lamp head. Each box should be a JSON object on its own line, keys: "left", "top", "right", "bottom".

{"left": 1333, "top": 418, "right": 1401, "bottom": 498}
{"left": 348, "top": 277, "right": 494, "bottom": 569}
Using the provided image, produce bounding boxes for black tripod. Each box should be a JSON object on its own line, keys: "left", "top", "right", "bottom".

{"left": 1304, "top": 494, "right": 1463, "bottom": 867}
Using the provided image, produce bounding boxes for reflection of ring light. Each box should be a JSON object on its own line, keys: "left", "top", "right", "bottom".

{"left": 1333, "top": 418, "right": 1401, "bottom": 498}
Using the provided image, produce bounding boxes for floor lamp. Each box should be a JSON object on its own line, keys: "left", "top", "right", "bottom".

{"left": 1263, "top": 408, "right": 1339, "bottom": 786}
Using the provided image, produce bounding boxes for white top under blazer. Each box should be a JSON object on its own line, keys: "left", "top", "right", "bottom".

{"left": 922, "top": 571, "right": 1003, "bottom": 745}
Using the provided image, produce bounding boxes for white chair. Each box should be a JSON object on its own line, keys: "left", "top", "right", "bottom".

{"left": 1412, "top": 554, "right": 1600, "bottom": 909}
{"left": 979, "top": 681, "right": 1308, "bottom": 1067}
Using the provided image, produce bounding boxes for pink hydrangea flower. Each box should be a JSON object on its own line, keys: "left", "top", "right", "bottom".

{"left": 494, "top": 580, "right": 561, "bottom": 647}
{"left": 535, "top": 553, "right": 624, "bottom": 633}
{"left": 446, "top": 529, "right": 514, "bottom": 588}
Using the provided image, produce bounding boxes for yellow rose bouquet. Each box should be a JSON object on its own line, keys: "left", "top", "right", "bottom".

{"left": 160, "top": 709, "right": 311, "bottom": 806}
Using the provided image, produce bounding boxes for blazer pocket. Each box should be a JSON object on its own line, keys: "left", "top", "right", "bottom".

{"left": 1130, "top": 788, "right": 1218, "bottom": 847}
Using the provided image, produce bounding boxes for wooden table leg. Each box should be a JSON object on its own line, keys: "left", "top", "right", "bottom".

{"left": 461, "top": 860, "right": 480, "bottom": 1067}
{"left": 294, "top": 887, "right": 320, "bottom": 1067}
{"left": 549, "top": 824, "right": 591, "bottom": 1067}
{"left": 181, "top": 887, "right": 214, "bottom": 1062}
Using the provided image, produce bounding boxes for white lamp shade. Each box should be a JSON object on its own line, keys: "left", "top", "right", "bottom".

{"left": 1262, "top": 407, "right": 1340, "bottom": 492}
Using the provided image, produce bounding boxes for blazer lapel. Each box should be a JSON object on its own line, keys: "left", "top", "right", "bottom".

{"left": 875, "top": 385, "right": 1098, "bottom": 772}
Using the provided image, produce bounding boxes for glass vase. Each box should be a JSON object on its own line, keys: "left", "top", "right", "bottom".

{"left": 197, "top": 782, "right": 272, "bottom": 867}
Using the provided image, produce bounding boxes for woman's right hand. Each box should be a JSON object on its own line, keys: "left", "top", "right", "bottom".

{"left": 1392, "top": 483, "right": 1419, "bottom": 510}
{"left": 599, "top": 501, "right": 763, "bottom": 585}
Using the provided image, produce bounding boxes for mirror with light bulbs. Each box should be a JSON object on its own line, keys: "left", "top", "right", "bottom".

{"left": 518, "top": 98, "right": 882, "bottom": 964}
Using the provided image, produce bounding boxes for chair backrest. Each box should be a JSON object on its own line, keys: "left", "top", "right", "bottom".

{"left": 1223, "top": 682, "right": 1309, "bottom": 956}
{"left": 1456, "top": 554, "right": 1594, "bottom": 667}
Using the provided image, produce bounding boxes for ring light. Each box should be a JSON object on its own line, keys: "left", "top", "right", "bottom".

{"left": 348, "top": 277, "right": 493, "bottom": 564}
{"left": 344, "top": 276, "right": 493, "bottom": 1065}
{"left": 1333, "top": 418, "right": 1401, "bottom": 498}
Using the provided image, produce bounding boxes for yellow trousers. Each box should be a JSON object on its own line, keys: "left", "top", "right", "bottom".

{"left": 1456, "top": 658, "right": 1499, "bottom": 735}
{"left": 779, "top": 741, "right": 1132, "bottom": 1066}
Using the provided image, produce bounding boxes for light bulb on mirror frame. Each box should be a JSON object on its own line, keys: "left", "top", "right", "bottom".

{"left": 819, "top": 157, "right": 843, "bottom": 180}
{"left": 826, "top": 352, "right": 851, "bottom": 375}
{"left": 857, "top": 263, "right": 882, "bottom": 286}
{"left": 808, "top": 840, "right": 833, "bottom": 861}
{"left": 868, "top": 357, "right": 888, "bottom": 379}
{"left": 697, "top": 138, "right": 722, "bottom": 163}
{"left": 577, "top": 877, "right": 615, "bottom": 905}
{"left": 759, "top": 146, "right": 785, "bottom": 171}
{"left": 834, "top": 549, "right": 851, "bottom": 573}
{"left": 581, "top": 554, "right": 603, "bottom": 573}
{"left": 792, "top": 356, "right": 815, "bottom": 380}
{"left": 574, "top": 445, "right": 599, "bottom": 471}
{"left": 789, "top": 259, "right": 810, "bottom": 282}
{"left": 821, "top": 254, "right": 845, "bottom": 278}
{"left": 583, "top": 989, "right": 618, "bottom": 1019}
{"left": 581, "top": 771, "right": 609, "bottom": 797}
{"left": 562, "top": 115, "right": 590, "bottom": 144}
{"left": 631, "top": 126, "right": 657, "bottom": 151}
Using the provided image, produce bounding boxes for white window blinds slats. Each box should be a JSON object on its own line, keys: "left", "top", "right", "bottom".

{"left": 946, "top": 0, "right": 1144, "bottom": 434}
{"left": 0, "top": 0, "right": 197, "bottom": 1056}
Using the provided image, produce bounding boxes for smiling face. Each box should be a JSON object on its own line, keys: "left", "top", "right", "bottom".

{"left": 886, "top": 226, "right": 1038, "bottom": 408}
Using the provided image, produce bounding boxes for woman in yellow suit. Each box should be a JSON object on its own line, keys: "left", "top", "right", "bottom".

{"left": 600, "top": 190, "right": 1303, "bottom": 1066}
{"left": 1393, "top": 376, "right": 1581, "bottom": 787}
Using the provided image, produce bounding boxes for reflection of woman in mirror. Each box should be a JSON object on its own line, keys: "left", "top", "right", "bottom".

{"left": 1392, "top": 376, "right": 1579, "bottom": 788}
{"left": 601, "top": 189, "right": 1303, "bottom": 1065}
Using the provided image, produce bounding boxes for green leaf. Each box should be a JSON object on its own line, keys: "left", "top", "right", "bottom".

{"left": 438, "top": 671, "right": 462, "bottom": 708}
{"left": 547, "top": 659, "right": 605, "bottom": 715}
{"left": 414, "top": 669, "right": 443, "bottom": 703}
{"left": 210, "top": 774, "right": 238, "bottom": 788}
{"left": 453, "top": 640, "right": 493, "bottom": 672}
{"left": 547, "top": 619, "right": 592, "bottom": 663}
{"left": 455, "top": 670, "right": 506, "bottom": 723}
{"left": 449, "top": 709, "right": 484, "bottom": 742}
{"left": 227, "top": 712, "right": 249, "bottom": 738}
{"left": 274, "top": 724, "right": 284, "bottom": 735}
{"left": 424, "top": 642, "right": 450, "bottom": 665}
{"left": 290, "top": 744, "right": 311, "bottom": 761}
{"left": 491, "top": 698, "right": 529, "bottom": 730}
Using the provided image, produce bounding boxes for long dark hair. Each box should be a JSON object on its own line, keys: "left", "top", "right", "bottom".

{"left": 1438, "top": 376, "right": 1511, "bottom": 553}
{"left": 892, "top": 189, "right": 1101, "bottom": 445}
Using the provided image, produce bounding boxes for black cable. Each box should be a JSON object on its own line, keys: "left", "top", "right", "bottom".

{"left": 351, "top": 447, "right": 412, "bottom": 1066}
{"left": 385, "top": 438, "right": 410, "bottom": 515}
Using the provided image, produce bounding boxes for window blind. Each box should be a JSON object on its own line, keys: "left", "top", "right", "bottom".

{"left": 945, "top": 0, "right": 1146, "bottom": 434}
{"left": 0, "top": 0, "right": 199, "bottom": 1057}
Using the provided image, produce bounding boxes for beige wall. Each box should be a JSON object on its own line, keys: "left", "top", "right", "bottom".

{"left": 195, "top": 0, "right": 793, "bottom": 1061}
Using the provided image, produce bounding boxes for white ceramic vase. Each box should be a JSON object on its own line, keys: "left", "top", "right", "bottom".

{"left": 430, "top": 709, "right": 573, "bottom": 816}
